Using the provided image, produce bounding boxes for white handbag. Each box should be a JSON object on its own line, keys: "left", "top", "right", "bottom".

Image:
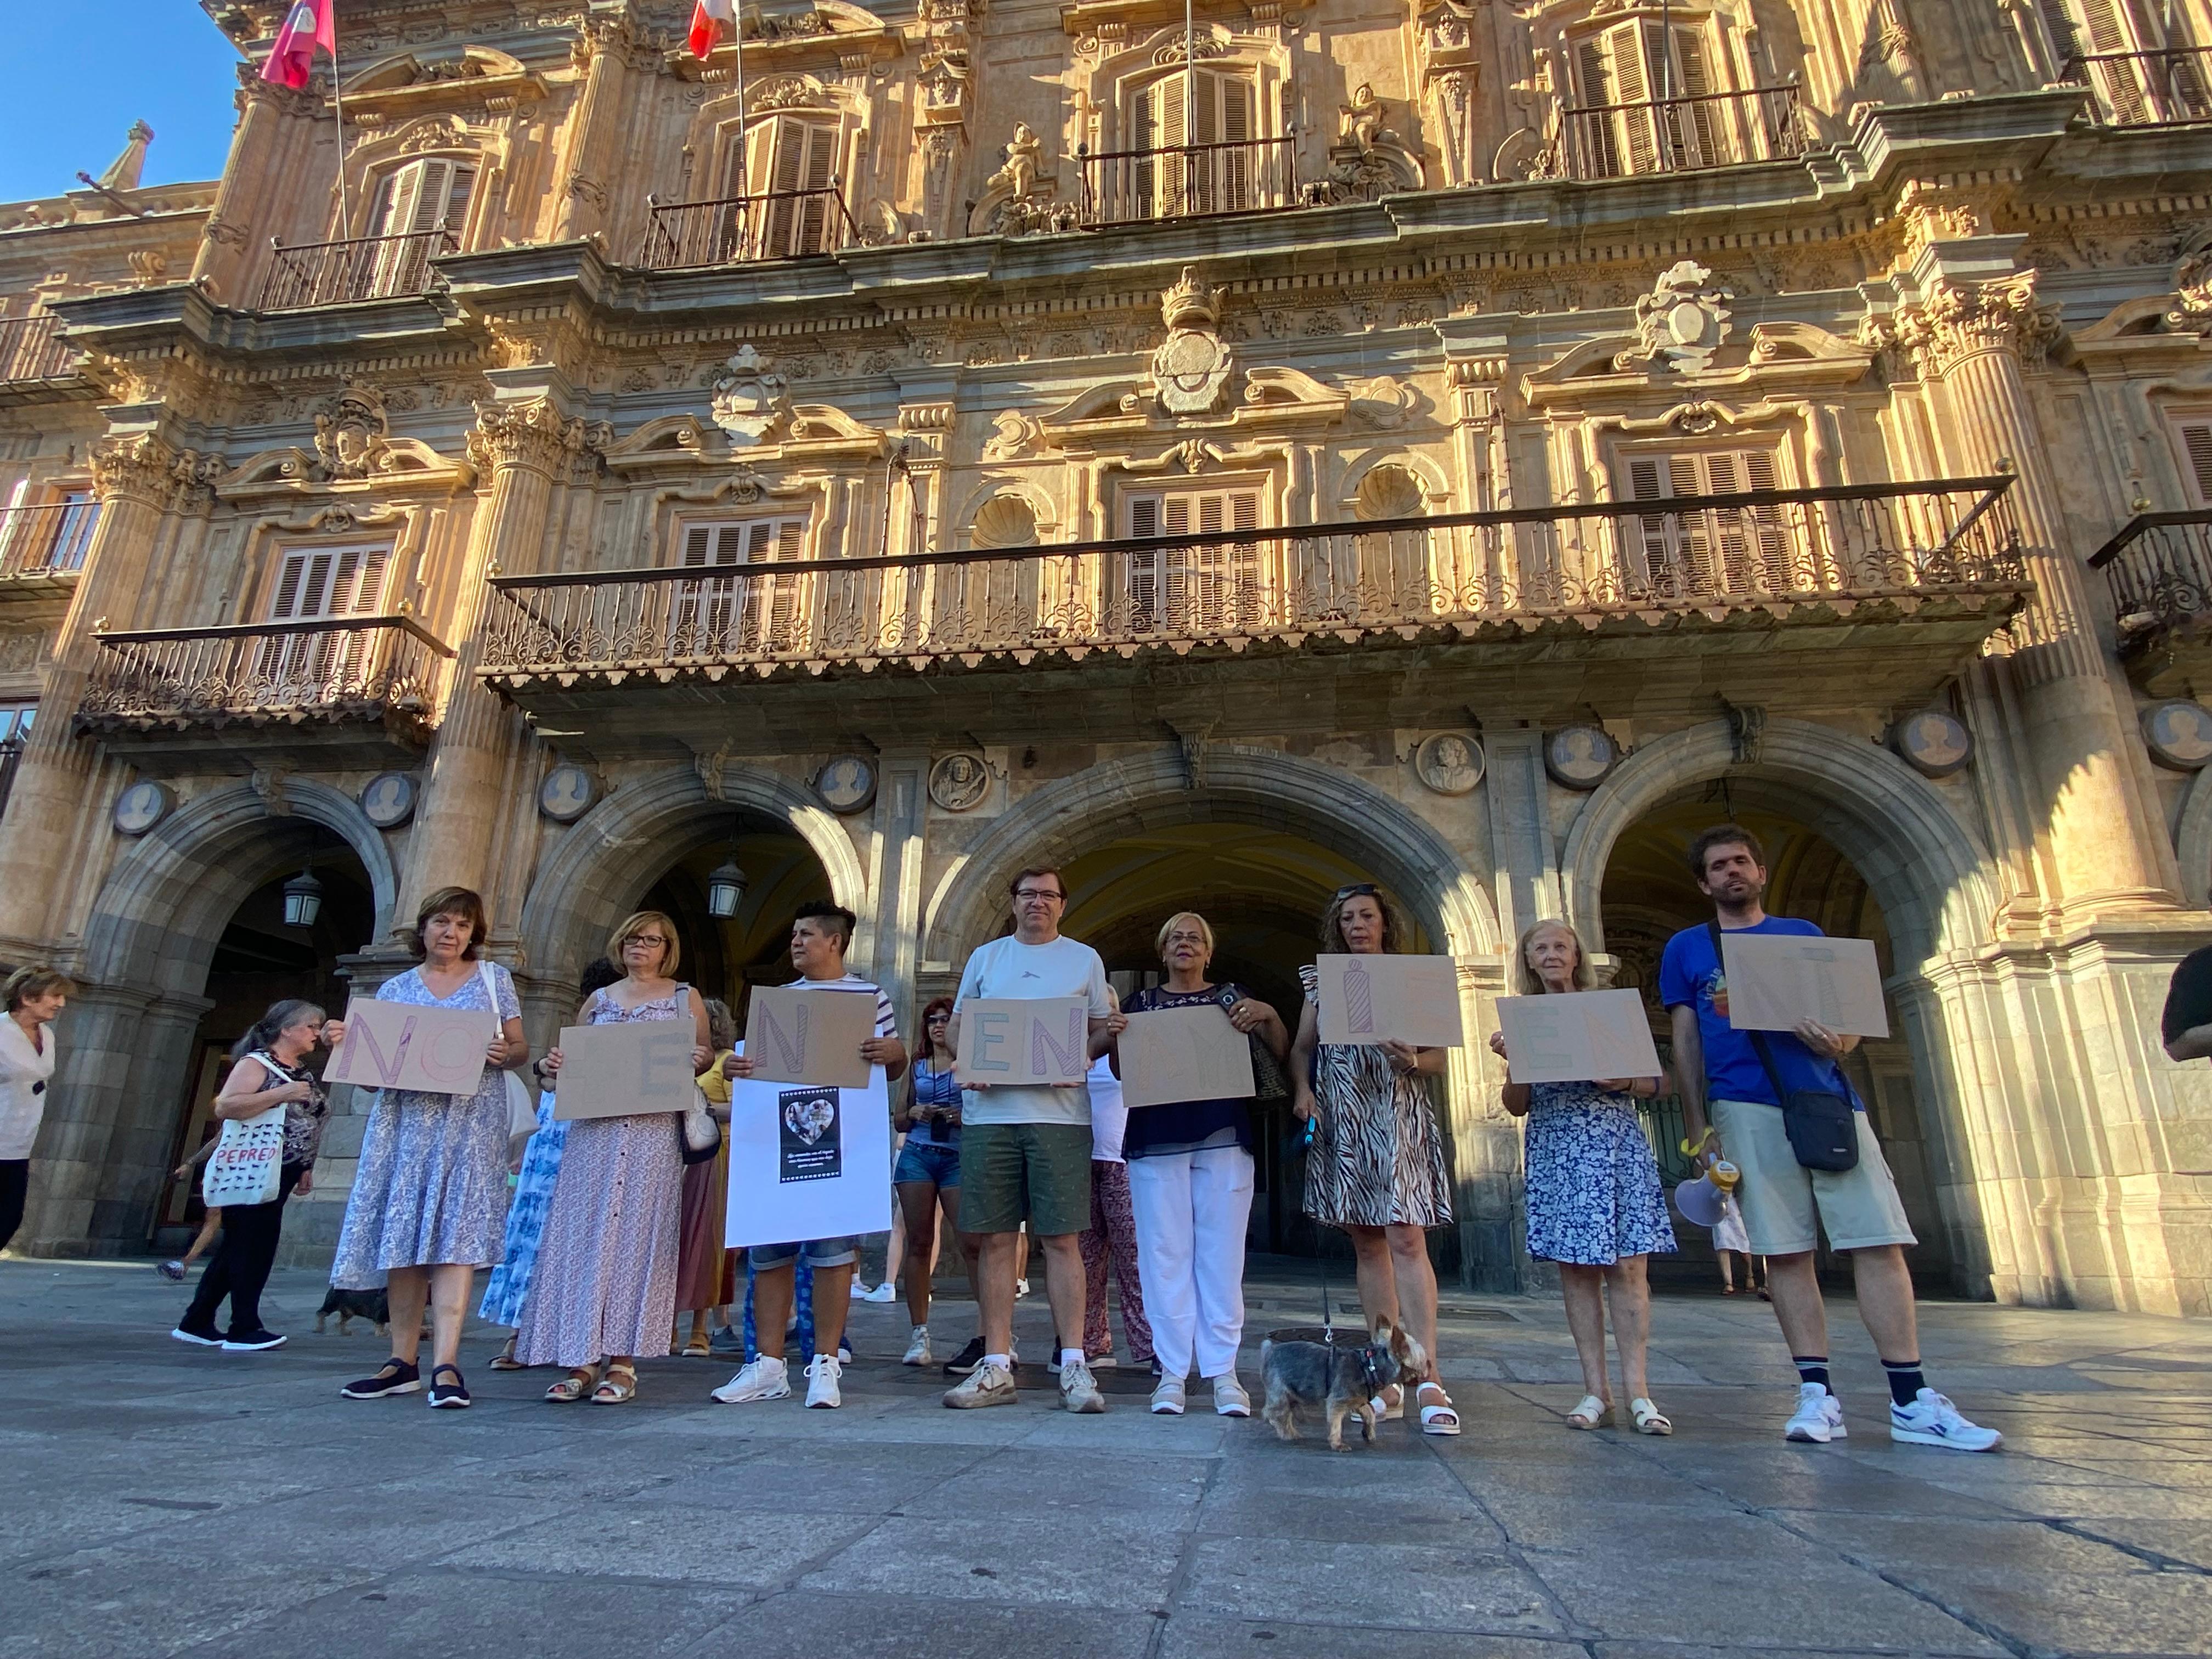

{"left": 477, "top": 959, "right": 535, "bottom": 1137}
{"left": 201, "top": 1104, "right": 284, "bottom": 1207}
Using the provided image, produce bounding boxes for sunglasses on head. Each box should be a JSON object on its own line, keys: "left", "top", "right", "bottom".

{"left": 1333, "top": 883, "right": 1381, "bottom": 902}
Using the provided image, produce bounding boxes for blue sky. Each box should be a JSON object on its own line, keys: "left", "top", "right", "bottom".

{"left": 0, "top": 7, "right": 246, "bottom": 203}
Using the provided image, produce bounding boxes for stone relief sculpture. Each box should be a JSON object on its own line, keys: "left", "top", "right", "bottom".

{"left": 1619, "top": 261, "right": 1734, "bottom": 374}
{"left": 1149, "top": 267, "right": 1235, "bottom": 416}
{"left": 709, "top": 345, "right": 792, "bottom": 443}
{"left": 978, "top": 123, "right": 1076, "bottom": 235}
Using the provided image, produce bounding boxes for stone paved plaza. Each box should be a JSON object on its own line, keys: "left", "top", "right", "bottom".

{"left": 5, "top": 1257, "right": 2209, "bottom": 1659}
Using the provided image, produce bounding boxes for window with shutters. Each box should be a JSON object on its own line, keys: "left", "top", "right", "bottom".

{"left": 1122, "top": 486, "right": 1263, "bottom": 634}
{"left": 1615, "top": 450, "right": 1793, "bottom": 597}
{"left": 0, "top": 481, "right": 96, "bottom": 575}
{"left": 2169, "top": 419, "right": 2212, "bottom": 506}
{"left": 1568, "top": 19, "right": 1725, "bottom": 175}
{"left": 362, "top": 157, "right": 476, "bottom": 292}
{"left": 1129, "top": 69, "right": 1260, "bottom": 216}
{"left": 721, "top": 117, "right": 842, "bottom": 258}
{"left": 2046, "top": 0, "right": 2210, "bottom": 123}
{"left": 257, "top": 544, "right": 393, "bottom": 692}
{"left": 669, "top": 517, "right": 809, "bottom": 655}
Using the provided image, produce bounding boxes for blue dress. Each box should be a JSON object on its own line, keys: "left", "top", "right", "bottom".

{"left": 1522, "top": 1081, "right": 1678, "bottom": 1266}
{"left": 478, "top": 1092, "right": 569, "bottom": 1327}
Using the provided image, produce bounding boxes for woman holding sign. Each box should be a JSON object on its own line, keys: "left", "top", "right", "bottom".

{"left": 0, "top": 966, "right": 72, "bottom": 1255}
{"left": 1491, "top": 920, "right": 1675, "bottom": 1434}
{"left": 329, "top": 887, "right": 527, "bottom": 1411}
{"left": 520, "top": 910, "right": 710, "bottom": 1404}
{"left": 1116, "top": 912, "right": 1285, "bottom": 1418}
{"left": 1288, "top": 884, "right": 1458, "bottom": 1435}
{"left": 171, "top": 1000, "right": 335, "bottom": 1351}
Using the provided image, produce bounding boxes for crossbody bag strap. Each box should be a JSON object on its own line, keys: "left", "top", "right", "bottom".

{"left": 476, "top": 957, "right": 505, "bottom": 1033}
{"left": 1708, "top": 919, "right": 1791, "bottom": 1105}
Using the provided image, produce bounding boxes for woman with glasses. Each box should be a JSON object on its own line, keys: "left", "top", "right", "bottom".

{"left": 1289, "top": 883, "right": 1460, "bottom": 1435}
{"left": 893, "top": 996, "right": 978, "bottom": 1369}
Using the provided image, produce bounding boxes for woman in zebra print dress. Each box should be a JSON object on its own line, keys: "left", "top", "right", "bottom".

{"left": 1289, "top": 883, "right": 1459, "bottom": 1435}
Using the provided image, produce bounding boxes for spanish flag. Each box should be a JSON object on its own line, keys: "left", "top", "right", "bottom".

{"left": 689, "top": 0, "right": 737, "bottom": 58}
{"left": 261, "top": 0, "right": 337, "bottom": 91}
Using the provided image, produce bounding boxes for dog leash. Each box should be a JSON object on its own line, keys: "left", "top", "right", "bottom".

{"left": 1302, "top": 1111, "right": 1335, "bottom": 1346}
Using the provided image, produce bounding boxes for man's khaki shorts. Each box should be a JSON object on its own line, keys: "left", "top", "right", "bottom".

{"left": 1711, "top": 1098, "right": 1917, "bottom": 1256}
{"left": 958, "top": 1121, "right": 1093, "bottom": 1237}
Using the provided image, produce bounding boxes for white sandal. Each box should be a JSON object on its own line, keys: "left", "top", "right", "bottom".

{"left": 1417, "top": 1381, "right": 1461, "bottom": 1436}
{"left": 1565, "top": 1393, "right": 1611, "bottom": 1430}
{"left": 1629, "top": 1397, "right": 1673, "bottom": 1436}
{"left": 1368, "top": 1384, "right": 1404, "bottom": 1423}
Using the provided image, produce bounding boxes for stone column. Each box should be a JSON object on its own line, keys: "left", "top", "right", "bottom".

{"left": 1889, "top": 242, "right": 2166, "bottom": 910}
{"left": 395, "top": 400, "right": 582, "bottom": 934}
{"left": 553, "top": 8, "right": 646, "bottom": 244}
{"left": 191, "top": 67, "right": 325, "bottom": 305}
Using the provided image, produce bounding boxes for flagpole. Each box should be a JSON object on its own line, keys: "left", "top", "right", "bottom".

{"left": 328, "top": 13, "right": 352, "bottom": 236}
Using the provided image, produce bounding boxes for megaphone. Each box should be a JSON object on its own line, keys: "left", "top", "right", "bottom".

{"left": 1673, "top": 1175, "right": 1724, "bottom": 1229}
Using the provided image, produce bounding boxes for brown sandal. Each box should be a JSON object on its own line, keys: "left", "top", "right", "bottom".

{"left": 489, "top": 1335, "right": 526, "bottom": 1370}
{"left": 545, "top": 1364, "right": 599, "bottom": 1403}
{"left": 592, "top": 1361, "right": 637, "bottom": 1403}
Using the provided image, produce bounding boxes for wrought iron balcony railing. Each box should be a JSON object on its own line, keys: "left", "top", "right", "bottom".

{"left": 1541, "top": 83, "right": 1804, "bottom": 180}
{"left": 1077, "top": 136, "right": 1299, "bottom": 226}
{"left": 640, "top": 185, "right": 860, "bottom": 269}
{"left": 2091, "top": 509, "right": 2212, "bottom": 641}
{"left": 478, "top": 477, "right": 2026, "bottom": 689}
{"left": 78, "top": 615, "right": 453, "bottom": 737}
{"left": 0, "top": 315, "right": 75, "bottom": 383}
{"left": 2064, "top": 46, "right": 2212, "bottom": 127}
{"left": 0, "top": 499, "right": 98, "bottom": 579}
{"left": 257, "top": 229, "right": 459, "bottom": 311}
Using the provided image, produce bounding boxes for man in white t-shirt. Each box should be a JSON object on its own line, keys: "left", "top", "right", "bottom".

{"left": 710, "top": 901, "right": 907, "bottom": 1411}
{"left": 942, "top": 865, "right": 1119, "bottom": 1412}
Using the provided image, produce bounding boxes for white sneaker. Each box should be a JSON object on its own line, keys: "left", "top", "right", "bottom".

{"left": 1059, "top": 1356, "right": 1107, "bottom": 1414}
{"left": 1891, "top": 1389, "right": 2001, "bottom": 1452}
{"left": 1211, "top": 1374, "right": 1252, "bottom": 1418}
{"left": 943, "top": 1359, "right": 1017, "bottom": 1408}
{"left": 1015, "top": 1278, "right": 1031, "bottom": 1299}
{"left": 849, "top": 1279, "right": 872, "bottom": 1300}
{"left": 902, "top": 1325, "right": 932, "bottom": 1366}
{"left": 1784, "top": 1381, "right": 1840, "bottom": 1443}
{"left": 805, "top": 1353, "right": 843, "bottom": 1409}
{"left": 863, "top": 1281, "right": 897, "bottom": 1304}
{"left": 710, "top": 1356, "right": 790, "bottom": 1404}
{"left": 1150, "top": 1377, "right": 1186, "bottom": 1415}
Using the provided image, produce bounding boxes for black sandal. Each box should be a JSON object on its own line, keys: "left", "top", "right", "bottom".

{"left": 426, "top": 1363, "right": 472, "bottom": 1409}
{"left": 340, "top": 1359, "right": 421, "bottom": 1400}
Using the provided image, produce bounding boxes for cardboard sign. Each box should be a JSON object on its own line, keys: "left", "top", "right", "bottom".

{"left": 1314, "top": 955, "right": 1465, "bottom": 1048}
{"left": 954, "top": 997, "right": 1091, "bottom": 1087}
{"left": 325, "top": 997, "right": 489, "bottom": 1097}
{"left": 1495, "top": 990, "right": 1664, "bottom": 1086}
{"left": 551, "top": 1019, "right": 701, "bottom": 1120}
{"left": 743, "top": 983, "right": 876, "bottom": 1090}
{"left": 1119, "top": 1005, "right": 1257, "bottom": 1110}
{"left": 726, "top": 1039, "right": 893, "bottom": 1246}
{"left": 1720, "top": 932, "right": 1891, "bottom": 1039}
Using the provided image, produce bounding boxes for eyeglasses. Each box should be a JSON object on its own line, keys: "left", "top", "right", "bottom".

{"left": 628, "top": 935, "right": 670, "bottom": 947}
{"left": 1332, "top": 884, "right": 1381, "bottom": 902}
{"left": 1014, "top": 888, "right": 1065, "bottom": 903}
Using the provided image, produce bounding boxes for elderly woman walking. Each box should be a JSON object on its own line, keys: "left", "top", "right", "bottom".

{"left": 328, "top": 887, "right": 527, "bottom": 1410}
{"left": 0, "top": 966, "right": 73, "bottom": 1255}
{"left": 1492, "top": 918, "right": 1677, "bottom": 1434}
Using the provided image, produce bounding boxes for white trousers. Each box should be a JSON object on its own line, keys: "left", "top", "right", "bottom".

{"left": 1125, "top": 1144, "right": 1255, "bottom": 1381}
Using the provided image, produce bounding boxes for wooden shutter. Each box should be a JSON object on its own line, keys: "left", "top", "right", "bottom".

{"left": 675, "top": 517, "right": 808, "bottom": 652}
{"left": 759, "top": 119, "right": 838, "bottom": 257}
{"left": 2179, "top": 423, "right": 2212, "bottom": 505}
{"left": 2078, "top": 0, "right": 2150, "bottom": 119}
{"left": 1620, "top": 452, "right": 1786, "bottom": 594}
{"left": 1666, "top": 26, "right": 1719, "bottom": 166}
{"left": 1125, "top": 487, "right": 1260, "bottom": 631}
{"left": 1575, "top": 38, "right": 1622, "bottom": 176}
{"left": 1606, "top": 24, "right": 1659, "bottom": 174}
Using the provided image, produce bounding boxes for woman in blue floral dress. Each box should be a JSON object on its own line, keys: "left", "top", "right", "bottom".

{"left": 1492, "top": 919, "right": 1677, "bottom": 1436}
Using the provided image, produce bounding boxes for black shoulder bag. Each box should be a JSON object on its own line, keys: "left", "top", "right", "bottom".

{"left": 1214, "top": 985, "right": 1289, "bottom": 1101}
{"left": 1708, "top": 922, "right": 1859, "bottom": 1173}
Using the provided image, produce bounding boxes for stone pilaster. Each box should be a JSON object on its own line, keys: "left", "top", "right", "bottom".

{"left": 191, "top": 66, "right": 326, "bottom": 303}
{"left": 554, "top": 5, "right": 650, "bottom": 244}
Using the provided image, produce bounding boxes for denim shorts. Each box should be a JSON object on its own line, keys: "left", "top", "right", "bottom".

{"left": 748, "top": 1235, "right": 859, "bottom": 1269}
{"left": 894, "top": 1139, "right": 961, "bottom": 1188}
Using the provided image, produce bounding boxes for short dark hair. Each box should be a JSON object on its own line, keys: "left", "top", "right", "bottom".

{"left": 1008, "top": 866, "right": 1065, "bottom": 899}
{"left": 3, "top": 966, "right": 75, "bottom": 1012}
{"left": 793, "top": 898, "right": 857, "bottom": 950}
{"left": 409, "top": 886, "right": 488, "bottom": 960}
{"left": 1686, "top": 825, "right": 1765, "bottom": 880}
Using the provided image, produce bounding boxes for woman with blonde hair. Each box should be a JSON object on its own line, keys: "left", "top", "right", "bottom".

{"left": 1115, "top": 912, "right": 1286, "bottom": 1417}
{"left": 521, "top": 910, "right": 710, "bottom": 1403}
{"left": 1, "top": 966, "right": 74, "bottom": 1255}
{"left": 1288, "top": 884, "right": 1459, "bottom": 1434}
{"left": 1491, "top": 917, "right": 1676, "bottom": 1434}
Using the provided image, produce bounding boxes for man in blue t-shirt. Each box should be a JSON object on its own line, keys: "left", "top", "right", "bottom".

{"left": 1661, "top": 824, "right": 1998, "bottom": 1453}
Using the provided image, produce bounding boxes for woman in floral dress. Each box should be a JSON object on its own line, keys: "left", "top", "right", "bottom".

{"left": 1492, "top": 918, "right": 1676, "bottom": 1435}
{"left": 518, "top": 911, "right": 710, "bottom": 1403}
{"left": 330, "top": 886, "right": 528, "bottom": 1412}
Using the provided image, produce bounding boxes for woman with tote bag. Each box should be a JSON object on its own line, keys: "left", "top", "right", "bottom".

{"left": 170, "top": 1000, "right": 336, "bottom": 1351}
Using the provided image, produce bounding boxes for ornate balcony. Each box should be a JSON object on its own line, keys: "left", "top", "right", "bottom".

{"left": 0, "top": 500, "right": 98, "bottom": 585}
{"left": 1541, "top": 84, "right": 1804, "bottom": 180}
{"left": 478, "top": 478, "right": 2028, "bottom": 740}
{"left": 77, "top": 615, "right": 453, "bottom": 771}
{"left": 0, "top": 315, "right": 75, "bottom": 386}
{"left": 2064, "top": 47, "right": 2212, "bottom": 128}
{"left": 1077, "top": 137, "right": 1299, "bottom": 226}
{"left": 639, "top": 186, "right": 860, "bottom": 269}
{"left": 2092, "top": 508, "right": 2212, "bottom": 693}
{"left": 257, "top": 229, "right": 459, "bottom": 311}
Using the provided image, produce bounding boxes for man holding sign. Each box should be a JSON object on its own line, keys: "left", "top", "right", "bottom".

{"left": 712, "top": 902, "right": 906, "bottom": 1412}
{"left": 942, "top": 866, "right": 1117, "bottom": 1413}
{"left": 1663, "top": 825, "right": 1999, "bottom": 1453}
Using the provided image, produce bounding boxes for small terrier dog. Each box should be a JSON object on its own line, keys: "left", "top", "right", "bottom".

{"left": 314, "top": 1286, "right": 391, "bottom": 1337}
{"left": 1259, "top": 1318, "right": 1431, "bottom": 1451}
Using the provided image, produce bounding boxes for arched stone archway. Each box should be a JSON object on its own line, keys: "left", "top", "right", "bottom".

{"left": 922, "top": 744, "right": 1502, "bottom": 968}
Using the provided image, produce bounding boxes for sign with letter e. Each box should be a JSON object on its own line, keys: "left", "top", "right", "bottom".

{"left": 551, "top": 1020, "right": 701, "bottom": 1119}
{"left": 955, "top": 997, "right": 1091, "bottom": 1087}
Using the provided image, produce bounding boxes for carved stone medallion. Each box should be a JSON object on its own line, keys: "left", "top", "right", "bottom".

{"left": 538, "top": 764, "right": 598, "bottom": 822}
{"left": 1414, "top": 732, "right": 1485, "bottom": 795}
{"left": 2143, "top": 700, "right": 2212, "bottom": 770}
{"left": 114, "top": 780, "right": 175, "bottom": 836}
{"left": 1890, "top": 709, "right": 1974, "bottom": 778}
{"left": 928, "top": 752, "right": 990, "bottom": 811}
{"left": 816, "top": 754, "right": 878, "bottom": 813}
{"left": 360, "top": 771, "right": 420, "bottom": 828}
{"left": 1544, "top": 725, "right": 1620, "bottom": 790}
{"left": 1152, "top": 267, "right": 1234, "bottom": 416}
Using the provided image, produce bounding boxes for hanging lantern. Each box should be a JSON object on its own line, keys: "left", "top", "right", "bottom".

{"left": 706, "top": 854, "right": 748, "bottom": 919}
{"left": 281, "top": 867, "right": 324, "bottom": 929}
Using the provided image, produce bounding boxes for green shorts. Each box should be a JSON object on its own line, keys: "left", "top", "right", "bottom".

{"left": 958, "top": 1121, "right": 1093, "bottom": 1237}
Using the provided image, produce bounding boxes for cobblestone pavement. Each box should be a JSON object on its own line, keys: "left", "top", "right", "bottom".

{"left": 4, "top": 1256, "right": 2208, "bottom": 1659}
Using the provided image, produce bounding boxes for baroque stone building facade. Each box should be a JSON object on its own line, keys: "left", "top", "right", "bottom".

{"left": 3, "top": 0, "right": 2211, "bottom": 1310}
